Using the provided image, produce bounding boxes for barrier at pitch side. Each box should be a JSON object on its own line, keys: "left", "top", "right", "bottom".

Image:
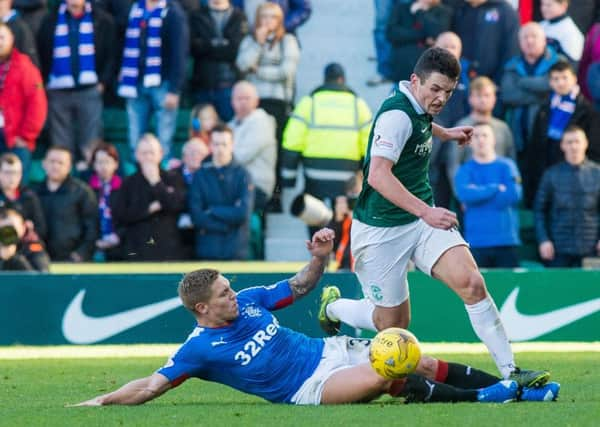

{"left": 0, "top": 270, "right": 598, "bottom": 345}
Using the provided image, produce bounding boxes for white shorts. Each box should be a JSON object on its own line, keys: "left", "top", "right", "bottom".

{"left": 351, "top": 218, "right": 467, "bottom": 307}
{"left": 290, "top": 336, "right": 371, "bottom": 405}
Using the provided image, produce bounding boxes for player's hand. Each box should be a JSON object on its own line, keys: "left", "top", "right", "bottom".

{"left": 66, "top": 397, "right": 103, "bottom": 407}
{"left": 421, "top": 206, "right": 458, "bottom": 230}
{"left": 539, "top": 241, "right": 555, "bottom": 261}
{"left": 445, "top": 126, "right": 473, "bottom": 146}
{"left": 306, "top": 227, "right": 335, "bottom": 258}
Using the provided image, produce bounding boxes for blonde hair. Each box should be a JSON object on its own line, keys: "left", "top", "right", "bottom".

{"left": 469, "top": 76, "right": 496, "bottom": 93}
{"left": 254, "top": 2, "right": 285, "bottom": 42}
{"left": 178, "top": 269, "right": 220, "bottom": 312}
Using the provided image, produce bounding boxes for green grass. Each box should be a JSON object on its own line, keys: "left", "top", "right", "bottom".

{"left": 2, "top": 352, "right": 599, "bottom": 427}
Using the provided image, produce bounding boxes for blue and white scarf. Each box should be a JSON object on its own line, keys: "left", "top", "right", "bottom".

{"left": 48, "top": 0, "right": 97, "bottom": 90}
{"left": 547, "top": 86, "right": 579, "bottom": 140}
{"left": 118, "top": 0, "right": 166, "bottom": 98}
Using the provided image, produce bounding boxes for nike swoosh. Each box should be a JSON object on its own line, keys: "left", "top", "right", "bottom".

{"left": 499, "top": 287, "right": 600, "bottom": 341}
{"left": 62, "top": 290, "right": 182, "bottom": 344}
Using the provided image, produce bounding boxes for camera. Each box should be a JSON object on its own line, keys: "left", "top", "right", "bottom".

{"left": 0, "top": 225, "right": 19, "bottom": 246}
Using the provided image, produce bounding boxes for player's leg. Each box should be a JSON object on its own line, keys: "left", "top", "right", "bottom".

{"left": 323, "top": 220, "right": 416, "bottom": 332}
{"left": 320, "top": 363, "right": 390, "bottom": 404}
{"left": 400, "top": 374, "right": 518, "bottom": 403}
{"left": 319, "top": 287, "right": 507, "bottom": 387}
{"left": 416, "top": 227, "right": 549, "bottom": 385}
{"left": 323, "top": 294, "right": 410, "bottom": 332}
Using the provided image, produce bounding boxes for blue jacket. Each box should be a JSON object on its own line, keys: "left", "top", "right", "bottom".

{"left": 189, "top": 160, "right": 254, "bottom": 260}
{"left": 501, "top": 46, "right": 561, "bottom": 152}
{"left": 454, "top": 157, "right": 522, "bottom": 248}
{"left": 534, "top": 160, "right": 600, "bottom": 256}
{"left": 232, "top": 0, "right": 311, "bottom": 33}
{"left": 452, "top": 0, "right": 519, "bottom": 83}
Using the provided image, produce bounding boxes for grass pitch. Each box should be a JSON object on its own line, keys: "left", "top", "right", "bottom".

{"left": 2, "top": 347, "right": 599, "bottom": 427}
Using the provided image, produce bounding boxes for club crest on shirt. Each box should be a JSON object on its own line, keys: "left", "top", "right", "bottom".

{"left": 485, "top": 9, "right": 499, "bottom": 22}
{"left": 241, "top": 304, "right": 262, "bottom": 318}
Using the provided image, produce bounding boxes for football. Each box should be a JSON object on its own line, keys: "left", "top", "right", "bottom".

{"left": 369, "top": 327, "right": 422, "bottom": 379}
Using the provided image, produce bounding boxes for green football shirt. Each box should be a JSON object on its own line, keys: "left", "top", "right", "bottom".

{"left": 353, "top": 83, "right": 434, "bottom": 227}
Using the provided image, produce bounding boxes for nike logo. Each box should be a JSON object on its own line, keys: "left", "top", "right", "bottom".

{"left": 62, "top": 290, "right": 182, "bottom": 344}
{"left": 499, "top": 287, "right": 600, "bottom": 341}
{"left": 421, "top": 127, "right": 428, "bottom": 133}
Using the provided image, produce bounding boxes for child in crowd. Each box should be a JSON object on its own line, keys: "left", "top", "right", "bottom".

{"left": 189, "top": 103, "right": 220, "bottom": 148}
{"left": 526, "top": 60, "right": 596, "bottom": 206}
{"left": 539, "top": 0, "right": 584, "bottom": 63}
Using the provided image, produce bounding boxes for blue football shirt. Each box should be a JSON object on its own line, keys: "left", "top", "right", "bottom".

{"left": 157, "top": 280, "right": 325, "bottom": 403}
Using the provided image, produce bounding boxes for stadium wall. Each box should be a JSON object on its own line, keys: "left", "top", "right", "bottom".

{"left": 1, "top": 270, "right": 599, "bottom": 345}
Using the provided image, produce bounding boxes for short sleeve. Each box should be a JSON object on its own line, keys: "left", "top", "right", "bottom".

{"left": 370, "top": 110, "right": 413, "bottom": 163}
{"left": 237, "top": 280, "right": 294, "bottom": 310}
{"left": 156, "top": 329, "right": 205, "bottom": 386}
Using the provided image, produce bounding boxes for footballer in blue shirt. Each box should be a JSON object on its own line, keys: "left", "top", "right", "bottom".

{"left": 71, "top": 229, "right": 558, "bottom": 406}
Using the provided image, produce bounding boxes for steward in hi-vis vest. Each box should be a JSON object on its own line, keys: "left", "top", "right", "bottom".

{"left": 281, "top": 63, "right": 372, "bottom": 203}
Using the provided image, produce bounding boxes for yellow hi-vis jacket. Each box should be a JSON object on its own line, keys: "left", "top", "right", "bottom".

{"left": 281, "top": 85, "right": 372, "bottom": 201}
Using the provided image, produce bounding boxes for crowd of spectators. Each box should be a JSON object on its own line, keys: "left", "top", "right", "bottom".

{"left": 0, "top": 0, "right": 599, "bottom": 269}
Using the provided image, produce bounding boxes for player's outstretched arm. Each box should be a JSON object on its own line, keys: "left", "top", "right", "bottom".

{"left": 69, "top": 373, "right": 172, "bottom": 406}
{"left": 432, "top": 123, "right": 473, "bottom": 146}
{"left": 289, "top": 228, "right": 335, "bottom": 300}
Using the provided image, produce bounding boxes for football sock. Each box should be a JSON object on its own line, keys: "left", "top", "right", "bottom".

{"left": 326, "top": 298, "right": 376, "bottom": 331}
{"left": 441, "top": 361, "right": 500, "bottom": 388}
{"left": 402, "top": 374, "right": 478, "bottom": 403}
{"left": 465, "top": 296, "right": 515, "bottom": 379}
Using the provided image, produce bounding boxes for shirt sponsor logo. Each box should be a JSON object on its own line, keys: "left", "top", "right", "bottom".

{"left": 414, "top": 137, "right": 432, "bottom": 157}
{"left": 234, "top": 316, "right": 280, "bottom": 366}
{"left": 374, "top": 134, "right": 394, "bottom": 150}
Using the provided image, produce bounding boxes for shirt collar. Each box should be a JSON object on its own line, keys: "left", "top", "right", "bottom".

{"left": 398, "top": 81, "right": 425, "bottom": 114}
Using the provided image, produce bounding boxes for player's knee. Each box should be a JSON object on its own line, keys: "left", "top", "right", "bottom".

{"left": 415, "top": 355, "right": 438, "bottom": 380}
{"left": 460, "top": 270, "right": 486, "bottom": 304}
{"left": 373, "top": 310, "right": 410, "bottom": 330}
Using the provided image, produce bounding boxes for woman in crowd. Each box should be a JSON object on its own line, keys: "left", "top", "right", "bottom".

{"left": 236, "top": 2, "right": 300, "bottom": 143}
{"left": 88, "top": 142, "right": 122, "bottom": 261}
{"left": 188, "top": 103, "right": 220, "bottom": 148}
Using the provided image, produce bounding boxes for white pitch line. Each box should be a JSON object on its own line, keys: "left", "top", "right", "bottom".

{"left": 1, "top": 342, "right": 599, "bottom": 360}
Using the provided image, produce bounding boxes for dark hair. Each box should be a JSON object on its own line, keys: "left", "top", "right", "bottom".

{"left": 563, "top": 124, "right": 586, "bottom": 137}
{"left": 324, "top": 62, "right": 345, "bottom": 82}
{"left": 91, "top": 142, "right": 120, "bottom": 164}
{"left": 0, "top": 153, "right": 21, "bottom": 168}
{"left": 210, "top": 122, "right": 233, "bottom": 136}
{"left": 413, "top": 47, "right": 461, "bottom": 82}
{"left": 178, "top": 269, "right": 220, "bottom": 312}
{"left": 549, "top": 59, "right": 575, "bottom": 76}
{"left": 0, "top": 207, "right": 21, "bottom": 220}
{"left": 0, "top": 22, "right": 14, "bottom": 36}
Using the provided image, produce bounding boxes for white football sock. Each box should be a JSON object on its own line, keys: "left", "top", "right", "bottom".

{"left": 327, "top": 298, "right": 377, "bottom": 331}
{"left": 465, "top": 296, "right": 515, "bottom": 378}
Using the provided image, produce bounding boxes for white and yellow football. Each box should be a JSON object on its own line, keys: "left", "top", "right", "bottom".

{"left": 369, "top": 327, "right": 422, "bottom": 379}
